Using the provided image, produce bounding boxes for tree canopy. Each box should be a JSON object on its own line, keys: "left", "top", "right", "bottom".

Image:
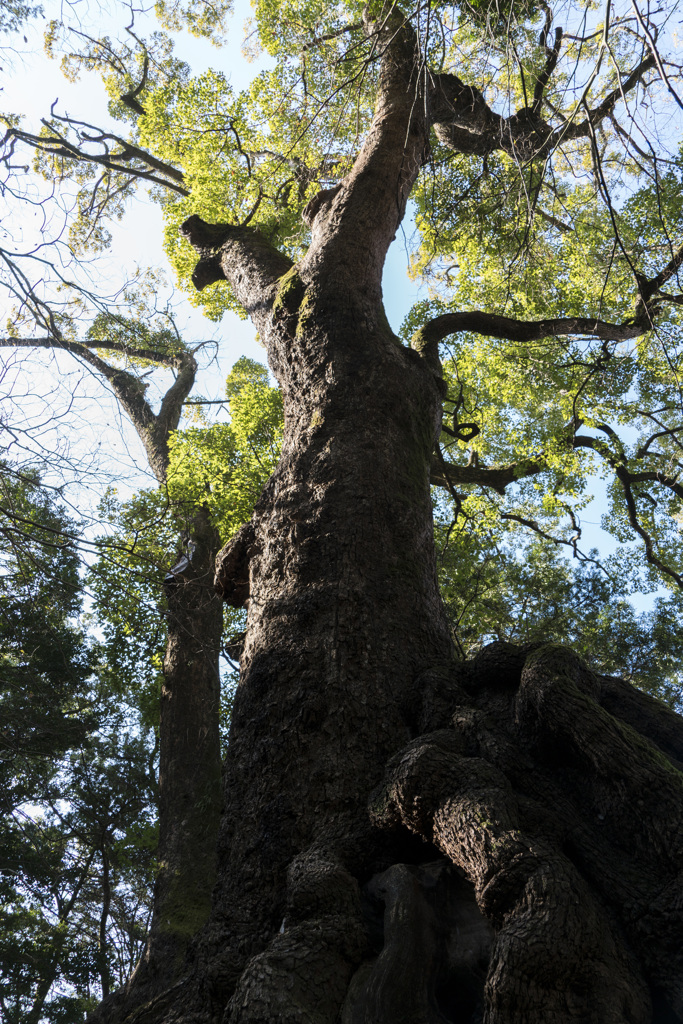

{"left": 3, "top": 0, "right": 682, "bottom": 593}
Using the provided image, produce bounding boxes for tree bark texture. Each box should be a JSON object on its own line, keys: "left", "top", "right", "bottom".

{"left": 136, "top": 276, "right": 683, "bottom": 1024}
{"left": 94, "top": 12, "right": 683, "bottom": 1024}
{"left": 98, "top": 507, "right": 224, "bottom": 1018}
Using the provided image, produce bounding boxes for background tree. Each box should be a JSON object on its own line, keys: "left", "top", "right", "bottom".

{"left": 0, "top": 304, "right": 227, "bottom": 984}
{"left": 0, "top": 464, "right": 155, "bottom": 1024}
{"left": 0, "top": 352, "right": 283, "bottom": 1018}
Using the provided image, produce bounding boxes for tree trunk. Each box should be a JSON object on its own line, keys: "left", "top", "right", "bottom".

{"left": 158, "top": 293, "right": 683, "bottom": 1024}
{"left": 108, "top": 266, "right": 683, "bottom": 1024}
{"left": 155, "top": 508, "right": 224, "bottom": 968}
{"left": 90, "top": 12, "right": 683, "bottom": 1022}
{"left": 121, "top": 506, "right": 224, "bottom": 1000}
{"left": 91, "top": 500, "right": 223, "bottom": 1019}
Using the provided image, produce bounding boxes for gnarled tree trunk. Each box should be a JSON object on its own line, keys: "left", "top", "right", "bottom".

{"left": 93, "top": 11, "right": 683, "bottom": 1024}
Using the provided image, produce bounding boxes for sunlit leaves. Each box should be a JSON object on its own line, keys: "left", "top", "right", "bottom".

{"left": 167, "top": 356, "right": 283, "bottom": 532}
{"left": 138, "top": 47, "right": 371, "bottom": 316}
{"left": 153, "top": 0, "right": 234, "bottom": 44}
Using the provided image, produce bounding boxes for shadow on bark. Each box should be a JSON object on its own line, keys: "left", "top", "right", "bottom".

{"left": 103, "top": 641, "right": 683, "bottom": 1024}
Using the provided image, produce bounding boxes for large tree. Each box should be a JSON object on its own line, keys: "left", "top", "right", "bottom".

{"left": 4, "top": 0, "right": 683, "bottom": 1021}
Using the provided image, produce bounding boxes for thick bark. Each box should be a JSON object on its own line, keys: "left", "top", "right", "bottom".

{"left": 92, "top": 12, "right": 683, "bottom": 1024}
{"left": 122, "top": 280, "right": 683, "bottom": 1024}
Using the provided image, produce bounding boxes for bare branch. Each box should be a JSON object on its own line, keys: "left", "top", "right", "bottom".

{"left": 562, "top": 55, "right": 656, "bottom": 145}
{"left": 0, "top": 333, "right": 197, "bottom": 483}
{"left": 629, "top": 0, "right": 683, "bottom": 112}
{"left": 2, "top": 118, "right": 188, "bottom": 196}
{"left": 532, "top": 25, "right": 563, "bottom": 115}
{"left": 430, "top": 455, "right": 543, "bottom": 495}
{"left": 617, "top": 464, "right": 683, "bottom": 587}
{"left": 412, "top": 311, "right": 644, "bottom": 357}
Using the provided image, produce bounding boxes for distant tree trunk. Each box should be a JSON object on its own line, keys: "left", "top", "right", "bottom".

{"left": 93, "top": 505, "right": 223, "bottom": 1015}
{"left": 113, "top": 360, "right": 225, "bottom": 986}
{"left": 91, "top": 11, "right": 683, "bottom": 1024}
{"left": 151, "top": 506, "right": 223, "bottom": 975}
{"left": 51, "top": 346, "right": 227, "bottom": 1007}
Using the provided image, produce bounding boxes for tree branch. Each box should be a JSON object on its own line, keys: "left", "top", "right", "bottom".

{"left": 635, "top": 240, "right": 683, "bottom": 308}
{"left": 430, "top": 455, "right": 543, "bottom": 495}
{"left": 559, "top": 55, "right": 656, "bottom": 146}
{"left": 0, "top": 334, "right": 197, "bottom": 483}
{"left": 179, "top": 215, "right": 293, "bottom": 333}
{"left": 120, "top": 52, "right": 149, "bottom": 117}
{"left": 2, "top": 120, "right": 188, "bottom": 196}
{"left": 302, "top": 21, "right": 363, "bottom": 52}
{"left": 0, "top": 335, "right": 186, "bottom": 368}
{"left": 430, "top": 53, "right": 656, "bottom": 163}
{"left": 298, "top": 10, "right": 429, "bottom": 299}
{"left": 412, "top": 311, "right": 645, "bottom": 359}
{"left": 532, "top": 23, "right": 563, "bottom": 115}
{"left": 629, "top": 0, "right": 683, "bottom": 112}
{"left": 616, "top": 464, "right": 683, "bottom": 587}
{"left": 573, "top": 431, "right": 683, "bottom": 586}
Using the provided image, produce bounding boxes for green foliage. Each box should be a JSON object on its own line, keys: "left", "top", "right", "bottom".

{"left": 0, "top": 0, "right": 42, "bottom": 35}
{"left": 153, "top": 0, "right": 233, "bottom": 43}
{"left": 0, "top": 731, "right": 156, "bottom": 1024}
{"left": 457, "top": 0, "right": 544, "bottom": 35}
{"left": 138, "top": 50, "right": 368, "bottom": 318}
{"left": 0, "top": 465, "right": 156, "bottom": 1024}
{"left": 167, "top": 357, "right": 283, "bottom": 533}
{"left": 88, "top": 487, "right": 173, "bottom": 729}
{"left": 403, "top": 131, "right": 683, "bottom": 589}
{"left": 0, "top": 465, "right": 95, "bottom": 810}
{"left": 436, "top": 520, "right": 683, "bottom": 707}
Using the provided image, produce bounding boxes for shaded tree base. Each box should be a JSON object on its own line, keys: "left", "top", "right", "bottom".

{"left": 92, "top": 641, "right": 683, "bottom": 1024}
